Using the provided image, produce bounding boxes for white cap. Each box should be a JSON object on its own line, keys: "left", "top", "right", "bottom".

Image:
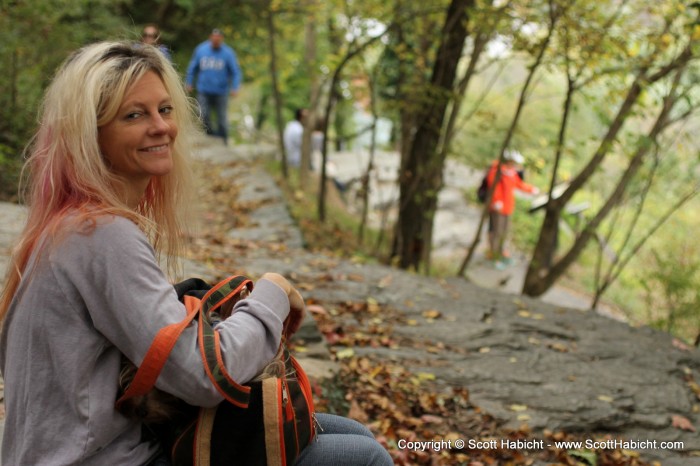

{"left": 504, "top": 149, "right": 524, "bottom": 164}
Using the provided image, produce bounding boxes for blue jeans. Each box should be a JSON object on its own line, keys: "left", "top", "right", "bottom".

{"left": 196, "top": 92, "right": 229, "bottom": 144}
{"left": 294, "top": 413, "right": 393, "bottom": 466}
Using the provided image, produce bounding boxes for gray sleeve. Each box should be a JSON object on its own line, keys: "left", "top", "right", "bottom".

{"left": 53, "top": 217, "right": 289, "bottom": 407}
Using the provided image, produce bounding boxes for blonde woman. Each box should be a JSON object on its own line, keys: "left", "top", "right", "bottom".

{"left": 0, "top": 42, "right": 391, "bottom": 465}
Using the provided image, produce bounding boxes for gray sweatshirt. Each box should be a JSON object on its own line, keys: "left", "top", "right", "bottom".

{"left": 0, "top": 216, "right": 290, "bottom": 465}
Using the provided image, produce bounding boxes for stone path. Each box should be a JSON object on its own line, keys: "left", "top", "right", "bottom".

{"left": 1, "top": 137, "right": 699, "bottom": 465}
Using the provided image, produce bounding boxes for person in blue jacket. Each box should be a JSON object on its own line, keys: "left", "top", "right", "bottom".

{"left": 186, "top": 28, "right": 242, "bottom": 145}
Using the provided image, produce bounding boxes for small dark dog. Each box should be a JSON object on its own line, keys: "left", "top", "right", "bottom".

{"left": 117, "top": 278, "right": 248, "bottom": 424}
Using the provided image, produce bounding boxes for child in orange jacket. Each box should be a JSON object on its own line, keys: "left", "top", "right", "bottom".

{"left": 486, "top": 150, "right": 539, "bottom": 266}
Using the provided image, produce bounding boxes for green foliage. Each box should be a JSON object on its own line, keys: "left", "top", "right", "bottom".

{"left": 0, "top": 0, "right": 126, "bottom": 175}
{"left": 511, "top": 205, "right": 545, "bottom": 253}
{"left": 373, "top": 2, "right": 451, "bottom": 133}
{"left": 0, "top": 143, "right": 22, "bottom": 202}
{"left": 640, "top": 239, "right": 700, "bottom": 343}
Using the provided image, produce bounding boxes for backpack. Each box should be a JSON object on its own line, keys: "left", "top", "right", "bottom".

{"left": 117, "top": 275, "right": 316, "bottom": 466}
{"left": 476, "top": 173, "right": 488, "bottom": 203}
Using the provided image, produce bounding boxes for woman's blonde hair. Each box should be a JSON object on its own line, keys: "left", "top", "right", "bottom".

{"left": 0, "top": 41, "right": 200, "bottom": 320}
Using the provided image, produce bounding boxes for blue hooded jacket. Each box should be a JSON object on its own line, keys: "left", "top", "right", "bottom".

{"left": 186, "top": 40, "right": 242, "bottom": 95}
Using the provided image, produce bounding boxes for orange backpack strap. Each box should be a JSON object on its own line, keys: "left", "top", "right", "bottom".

{"left": 116, "top": 296, "right": 199, "bottom": 407}
{"left": 197, "top": 276, "right": 255, "bottom": 408}
{"left": 116, "top": 275, "right": 254, "bottom": 409}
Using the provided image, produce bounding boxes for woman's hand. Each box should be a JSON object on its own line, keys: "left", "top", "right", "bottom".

{"left": 260, "top": 273, "right": 306, "bottom": 338}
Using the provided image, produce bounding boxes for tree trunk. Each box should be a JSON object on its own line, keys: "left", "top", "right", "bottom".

{"left": 358, "top": 66, "right": 379, "bottom": 244}
{"left": 255, "top": 92, "right": 269, "bottom": 139}
{"left": 267, "top": 10, "right": 287, "bottom": 179}
{"left": 394, "top": 0, "right": 472, "bottom": 270}
{"left": 317, "top": 30, "right": 388, "bottom": 221}
{"left": 156, "top": 0, "right": 175, "bottom": 27}
{"left": 317, "top": 77, "right": 336, "bottom": 222}
{"left": 300, "top": 3, "right": 319, "bottom": 187}
{"left": 522, "top": 74, "right": 575, "bottom": 278}
{"left": 422, "top": 32, "right": 487, "bottom": 274}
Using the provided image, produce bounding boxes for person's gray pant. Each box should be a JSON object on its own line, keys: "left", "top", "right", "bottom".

{"left": 294, "top": 413, "right": 393, "bottom": 465}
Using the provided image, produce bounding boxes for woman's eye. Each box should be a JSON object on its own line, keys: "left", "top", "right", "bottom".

{"left": 125, "top": 112, "right": 141, "bottom": 120}
{"left": 160, "top": 105, "right": 174, "bottom": 115}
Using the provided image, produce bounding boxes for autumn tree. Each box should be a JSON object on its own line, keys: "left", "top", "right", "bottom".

{"left": 520, "top": 0, "right": 698, "bottom": 296}
{"left": 265, "top": 3, "right": 289, "bottom": 178}
{"left": 315, "top": 0, "right": 393, "bottom": 221}
{"left": 299, "top": 0, "right": 321, "bottom": 187}
{"left": 392, "top": 0, "right": 473, "bottom": 270}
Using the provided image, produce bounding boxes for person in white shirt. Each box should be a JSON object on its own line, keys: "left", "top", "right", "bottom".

{"left": 283, "top": 108, "right": 306, "bottom": 168}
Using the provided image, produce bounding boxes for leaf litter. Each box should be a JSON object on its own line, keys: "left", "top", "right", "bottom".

{"left": 186, "top": 157, "right": 666, "bottom": 466}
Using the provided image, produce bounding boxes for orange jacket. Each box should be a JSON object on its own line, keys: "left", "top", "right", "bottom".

{"left": 486, "top": 160, "right": 537, "bottom": 215}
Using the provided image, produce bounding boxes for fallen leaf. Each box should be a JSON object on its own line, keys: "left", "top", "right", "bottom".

{"left": 672, "top": 338, "right": 692, "bottom": 351}
{"left": 548, "top": 342, "right": 569, "bottom": 353}
{"left": 377, "top": 275, "right": 393, "bottom": 288}
{"left": 347, "top": 399, "right": 369, "bottom": 423}
{"left": 422, "top": 309, "right": 442, "bottom": 320}
{"left": 335, "top": 348, "right": 356, "bottom": 360}
{"left": 597, "top": 395, "right": 614, "bottom": 403}
{"left": 671, "top": 414, "right": 696, "bottom": 432}
{"left": 569, "top": 449, "right": 597, "bottom": 465}
{"left": 513, "top": 298, "right": 528, "bottom": 309}
{"left": 307, "top": 304, "right": 328, "bottom": 316}
{"left": 367, "top": 297, "right": 381, "bottom": 313}
{"left": 420, "top": 414, "right": 443, "bottom": 424}
{"left": 329, "top": 334, "right": 345, "bottom": 345}
{"left": 687, "top": 381, "right": 700, "bottom": 400}
{"left": 510, "top": 404, "right": 528, "bottom": 412}
{"left": 368, "top": 366, "right": 383, "bottom": 380}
